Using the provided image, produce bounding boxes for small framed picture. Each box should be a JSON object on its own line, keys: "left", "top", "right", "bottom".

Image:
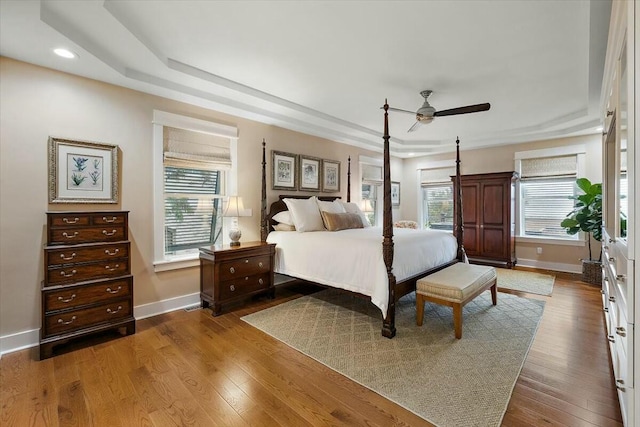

{"left": 272, "top": 150, "right": 297, "bottom": 190}
{"left": 48, "top": 137, "right": 119, "bottom": 203}
{"left": 322, "top": 159, "right": 340, "bottom": 192}
{"left": 299, "top": 155, "right": 321, "bottom": 191}
{"left": 391, "top": 181, "right": 401, "bottom": 206}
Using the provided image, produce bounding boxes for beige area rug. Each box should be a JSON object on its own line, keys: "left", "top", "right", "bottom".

{"left": 242, "top": 289, "right": 545, "bottom": 427}
{"left": 496, "top": 268, "right": 555, "bottom": 296}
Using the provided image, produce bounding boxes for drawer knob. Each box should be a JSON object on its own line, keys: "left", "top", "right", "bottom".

{"left": 105, "top": 286, "right": 122, "bottom": 294}
{"left": 57, "top": 294, "right": 76, "bottom": 303}
{"left": 105, "top": 264, "right": 120, "bottom": 271}
{"left": 229, "top": 267, "right": 235, "bottom": 274}
{"left": 258, "top": 262, "right": 264, "bottom": 268}
{"left": 60, "top": 252, "right": 77, "bottom": 261}
{"left": 63, "top": 217, "right": 80, "bottom": 224}
{"left": 102, "top": 216, "right": 117, "bottom": 223}
{"left": 230, "top": 285, "right": 236, "bottom": 292}
{"left": 57, "top": 315, "right": 77, "bottom": 325}
{"left": 616, "top": 327, "right": 626, "bottom": 336}
{"left": 245, "top": 259, "right": 249, "bottom": 263}
{"left": 259, "top": 278, "right": 264, "bottom": 285}
{"left": 609, "top": 296, "right": 616, "bottom": 302}
{"left": 60, "top": 269, "right": 77, "bottom": 278}
{"left": 106, "top": 306, "right": 123, "bottom": 314}
{"left": 102, "top": 229, "right": 117, "bottom": 236}
{"left": 245, "top": 277, "right": 249, "bottom": 281}
{"left": 104, "top": 248, "right": 120, "bottom": 256}
{"left": 62, "top": 231, "right": 79, "bottom": 239}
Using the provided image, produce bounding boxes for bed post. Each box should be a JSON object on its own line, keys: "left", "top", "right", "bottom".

{"left": 382, "top": 100, "right": 396, "bottom": 339}
{"left": 260, "top": 139, "right": 268, "bottom": 242}
{"left": 347, "top": 156, "right": 351, "bottom": 202}
{"left": 454, "top": 137, "right": 466, "bottom": 262}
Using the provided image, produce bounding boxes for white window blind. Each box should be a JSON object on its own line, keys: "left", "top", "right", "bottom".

{"left": 362, "top": 164, "right": 382, "bottom": 183}
{"left": 420, "top": 167, "right": 455, "bottom": 230}
{"left": 420, "top": 167, "right": 456, "bottom": 184}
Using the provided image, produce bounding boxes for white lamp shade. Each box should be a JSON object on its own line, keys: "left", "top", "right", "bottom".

{"left": 360, "top": 199, "right": 374, "bottom": 213}
{"left": 223, "top": 196, "right": 246, "bottom": 217}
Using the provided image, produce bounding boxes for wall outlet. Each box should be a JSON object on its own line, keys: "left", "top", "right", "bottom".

{"left": 536, "top": 247, "right": 543, "bottom": 255}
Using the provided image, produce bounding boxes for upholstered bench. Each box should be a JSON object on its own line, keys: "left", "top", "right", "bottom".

{"left": 416, "top": 263, "right": 497, "bottom": 338}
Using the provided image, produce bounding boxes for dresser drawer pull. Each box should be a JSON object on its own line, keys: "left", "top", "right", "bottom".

{"left": 229, "top": 267, "right": 235, "bottom": 274}
{"left": 106, "top": 286, "right": 122, "bottom": 294}
{"left": 104, "top": 248, "right": 120, "bottom": 256}
{"left": 102, "top": 229, "right": 117, "bottom": 236}
{"left": 57, "top": 294, "right": 76, "bottom": 303}
{"left": 57, "top": 316, "right": 77, "bottom": 325}
{"left": 60, "top": 252, "right": 77, "bottom": 261}
{"left": 245, "top": 259, "right": 249, "bottom": 263}
{"left": 259, "top": 278, "right": 264, "bottom": 285}
{"left": 106, "top": 306, "right": 123, "bottom": 314}
{"left": 60, "top": 269, "right": 77, "bottom": 278}
{"left": 62, "top": 231, "right": 79, "bottom": 239}
{"left": 102, "top": 216, "right": 117, "bottom": 223}
{"left": 245, "top": 277, "right": 249, "bottom": 281}
{"left": 63, "top": 217, "right": 80, "bottom": 224}
{"left": 229, "top": 285, "right": 236, "bottom": 292}
{"left": 105, "top": 264, "right": 120, "bottom": 271}
{"left": 258, "top": 262, "right": 264, "bottom": 268}
{"left": 609, "top": 296, "right": 616, "bottom": 303}
{"left": 616, "top": 326, "right": 626, "bottom": 336}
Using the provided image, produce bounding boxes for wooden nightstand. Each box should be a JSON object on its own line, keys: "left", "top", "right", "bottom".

{"left": 199, "top": 241, "right": 276, "bottom": 315}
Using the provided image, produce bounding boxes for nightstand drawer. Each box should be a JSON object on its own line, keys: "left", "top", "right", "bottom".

{"left": 218, "top": 255, "right": 271, "bottom": 281}
{"left": 49, "top": 226, "right": 127, "bottom": 245}
{"left": 44, "top": 299, "right": 132, "bottom": 336}
{"left": 219, "top": 272, "right": 271, "bottom": 300}
{"left": 47, "top": 258, "right": 130, "bottom": 285}
{"left": 44, "top": 276, "right": 133, "bottom": 312}
{"left": 46, "top": 242, "right": 129, "bottom": 266}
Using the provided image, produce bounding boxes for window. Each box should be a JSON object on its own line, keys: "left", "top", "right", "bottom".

{"left": 153, "top": 112, "right": 238, "bottom": 271}
{"left": 361, "top": 163, "right": 382, "bottom": 226}
{"left": 515, "top": 146, "right": 585, "bottom": 241}
{"left": 420, "top": 167, "right": 455, "bottom": 230}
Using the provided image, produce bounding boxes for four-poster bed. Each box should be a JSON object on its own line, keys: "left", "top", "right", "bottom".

{"left": 258, "top": 101, "right": 465, "bottom": 337}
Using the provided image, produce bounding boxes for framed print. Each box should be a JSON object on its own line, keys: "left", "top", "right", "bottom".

{"left": 272, "top": 150, "right": 297, "bottom": 190}
{"left": 391, "top": 181, "right": 401, "bottom": 206}
{"left": 322, "top": 159, "right": 340, "bottom": 192}
{"left": 48, "top": 137, "right": 119, "bottom": 203}
{"left": 299, "top": 155, "right": 321, "bottom": 191}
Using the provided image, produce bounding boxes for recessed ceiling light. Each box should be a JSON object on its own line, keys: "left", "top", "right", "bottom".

{"left": 53, "top": 48, "right": 77, "bottom": 59}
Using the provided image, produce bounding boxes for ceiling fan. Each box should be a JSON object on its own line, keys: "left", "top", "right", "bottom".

{"left": 386, "top": 90, "right": 491, "bottom": 132}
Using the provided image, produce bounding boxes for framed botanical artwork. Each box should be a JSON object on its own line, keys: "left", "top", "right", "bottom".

{"left": 322, "top": 159, "right": 340, "bottom": 192}
{"left": 391, "top": 181, "right": 401, "bottom": 206}
{"left": 299, "top": 155, "right": 321, "bottom": 191}
{"left": 272, "top": 150, "right": 297, "bottom": 190}
{"left": 48, "top": 137, "right": 119, "bottom": 203}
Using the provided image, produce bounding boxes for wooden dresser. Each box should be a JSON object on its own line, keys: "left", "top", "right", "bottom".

{"left": 199, "top": 241, "right": 275, "bottom": 315}
{"left": 40, "top": 211, "right": 135, "bottom": 359}
{"left": 453, "top": 171, "right": 518, "bottom": 268}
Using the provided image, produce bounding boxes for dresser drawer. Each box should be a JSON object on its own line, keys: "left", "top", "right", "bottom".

{"left": 92, "top": 213, "right": 126, "bottom": 225}
{"left": 49, "top": 214, "right": 91, "bottom": 227}
{"left": 49, "top": 226, "right": 126, "bottom": 245}
{"left": 44, "top": 299, "right": 132, "bottom": 336}
{"left": 46, "top": 242, "right": 129, "bottom": 266}
{"left": 219, "top": 272, "right": 271, "bottom": 300}
{"left": 44, "top": 276, "right": 133, "bottom": 312}
{"left": 47, "top": 258, "right": 130, "bottom": 285}
{"left": 218, "top": 255, "right": 271, "bottom": 282}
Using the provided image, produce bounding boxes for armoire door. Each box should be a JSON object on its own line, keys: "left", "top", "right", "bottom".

{"left": 480, "top": 180, "right": 508, "bottom": 259}
{"left": 461, "top": 182, "right": 480, "bottom": 256}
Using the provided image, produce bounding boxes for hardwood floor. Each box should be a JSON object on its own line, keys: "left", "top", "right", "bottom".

{"left": 1, "top": 274, "right": 623, "bottom": 426}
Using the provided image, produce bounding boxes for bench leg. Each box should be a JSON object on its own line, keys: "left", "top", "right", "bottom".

{"left": 491, "top": 282, "right": 497, "bottom": 305}
{"left": 453, "top": 303, "right": 463, "bottom": 339}
{"left": 416, "top": 293, "right": 425, "bottom": 326}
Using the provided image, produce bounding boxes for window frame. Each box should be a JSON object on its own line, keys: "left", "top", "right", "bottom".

{"left": 152, "top": 111, "right": 238, "bottom": 272}
{"left": 415, "top": 159, "right": 456, "bottom": 230}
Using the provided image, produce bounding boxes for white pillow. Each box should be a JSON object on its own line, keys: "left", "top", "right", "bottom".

{"left": 340, "top": 201, "right": 371, "bottom": 227}
{"left": 317, "top": 199, "right": 346, "bottom": 214}
{"left": 283, "top": 197, "right": 325, "bottom": 232}
{"left": 272, "top": 210, "right": 294, "bottom": 226}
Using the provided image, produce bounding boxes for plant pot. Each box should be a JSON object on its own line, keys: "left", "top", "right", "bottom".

{"left": 582, "top": 260, "right": 602, "bottom": 285}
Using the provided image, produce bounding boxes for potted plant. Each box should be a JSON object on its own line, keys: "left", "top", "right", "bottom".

{"left": 560, "top": 178, "right": 602, "bottom": 284}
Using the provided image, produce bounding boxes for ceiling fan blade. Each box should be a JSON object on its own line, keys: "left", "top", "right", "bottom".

{"left": 433, "top": 103, "right": 491, "bottom": 117}
{"left": 407, "top": 121, "right": 422, "bottom": 132}
{"left": 384, "top": 106, "right": 418, "bottom": 115}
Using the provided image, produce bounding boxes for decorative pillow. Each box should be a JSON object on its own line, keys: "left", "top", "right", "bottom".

{"left": 272, "top": 210, "right": 294, "bottom": 226}
{"left": 283, "top": 197, "right": 325, "bottom": 232}
{"left": 317, "top": 199, "right": 346, "bottom": 214}
{"left": 339, "top": 201, "right": 371, "bottom": 227}
{"left": 394, "top": 220, "right": 418, "bottom": 229}
{"left": 272, "top": 223, "right": 296, "bottom": 231}
{"left": 320, "top": 211, "right": 364, "bottom": 231}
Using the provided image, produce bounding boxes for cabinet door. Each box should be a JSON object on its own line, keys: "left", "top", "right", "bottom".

{"left": 461, "top": 182, "right": 481, "bottom": 256}
{"left": 480, "top": 181, "right": 508, "bottom": 259}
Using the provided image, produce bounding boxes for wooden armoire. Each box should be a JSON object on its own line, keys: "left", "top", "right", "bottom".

{"left": 453, "top": 171, "right": 518, "bottom": 268}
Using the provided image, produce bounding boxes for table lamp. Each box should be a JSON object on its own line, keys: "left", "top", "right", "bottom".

{"left": 223, "top": 196, "right": 249, "bottom": 246}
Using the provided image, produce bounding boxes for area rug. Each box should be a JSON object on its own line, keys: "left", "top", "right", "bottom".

{"left": 496, "top": 268, "right": 555, "bottom": 296}
{"left": 242, "top": 289, "right": 545, "bottom": 427}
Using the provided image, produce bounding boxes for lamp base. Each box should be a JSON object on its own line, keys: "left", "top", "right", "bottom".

{"left": 229, "top": 228, "right": 242, "bottom": 247}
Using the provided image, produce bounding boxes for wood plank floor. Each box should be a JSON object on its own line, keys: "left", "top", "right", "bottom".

{"left": 1, "top": 272, "right": 623, "bottom": 426}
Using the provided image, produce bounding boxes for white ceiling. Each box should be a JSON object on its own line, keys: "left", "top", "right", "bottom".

{"left": 0, "top": 0, "right": 611, "bottom": 157}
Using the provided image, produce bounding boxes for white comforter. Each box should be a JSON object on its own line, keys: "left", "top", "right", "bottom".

{"left": 266, "top": 227, "right": 457, "bottom": 317}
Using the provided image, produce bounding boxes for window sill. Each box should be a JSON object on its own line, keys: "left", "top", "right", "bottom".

{"left": 154, "top": 255, "right": 200, "bottom": 272}
{"left": 516, "top": 236, "right": 585, "bottom": 246}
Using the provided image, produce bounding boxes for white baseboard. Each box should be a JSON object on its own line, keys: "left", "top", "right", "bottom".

{"left": 0, "top": 292, "right": 202, "bottom": 357}
{"left": 517, "top": 258, "right": 582, "bottom": 274}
